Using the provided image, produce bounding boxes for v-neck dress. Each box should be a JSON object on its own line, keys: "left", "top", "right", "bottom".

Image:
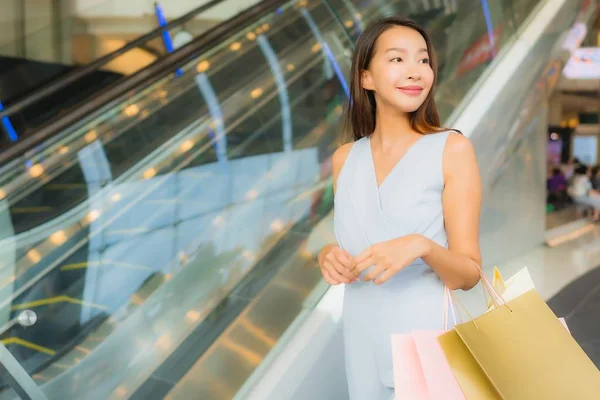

{"left": 334, "top": 131, "right": 452, "bottom": 399}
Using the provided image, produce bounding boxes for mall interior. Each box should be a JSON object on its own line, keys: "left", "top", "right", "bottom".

{"left": 0, "top": 0, "right": 598, "bottom": 399}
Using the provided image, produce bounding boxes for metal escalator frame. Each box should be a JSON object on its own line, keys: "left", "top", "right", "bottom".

{"left": 0, "top": 0, "right": 288, "bottom": 167}
{"left": 0, "top": 0, "right": 230, "bottom": 121}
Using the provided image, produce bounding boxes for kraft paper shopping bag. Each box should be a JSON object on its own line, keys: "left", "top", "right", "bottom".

{"left": 439, "top": 289, "right": 600, "bottom": 399}
{"left": 486, "top": 267, "right": 571, "bottom": 332}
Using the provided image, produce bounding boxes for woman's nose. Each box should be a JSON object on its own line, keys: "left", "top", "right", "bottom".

{"left": 406, "top": 66, "right": 421, "bottom": 81}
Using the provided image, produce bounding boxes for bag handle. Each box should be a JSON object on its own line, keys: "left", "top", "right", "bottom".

{"left": 442, "top": 286, "right": 457, "bottom": 330}
{"left": 475, "top": 262, "right": 512, "bottom": 311}
{"left": 442, "top": 262, "right": 512, "bottom": 330}
{"left": 443, "top": 286, "right": 479, "bottom": 330}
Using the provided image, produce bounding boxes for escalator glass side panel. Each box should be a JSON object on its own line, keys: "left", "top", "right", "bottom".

{"left": 0, "top": 1, "right": 353, "bottom": 398}
{"left": 0, "top": 0, "right": 549, "bottom": 398}
{"left": 0, "top": 1, "right": 300, "bottom": 235}
{"left": 0, "top": 0, "right": 267, "bottom": 146}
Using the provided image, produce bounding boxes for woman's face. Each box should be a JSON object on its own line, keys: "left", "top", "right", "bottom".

{"left": 361, "top": 26, "right": 434, "bottom": 114}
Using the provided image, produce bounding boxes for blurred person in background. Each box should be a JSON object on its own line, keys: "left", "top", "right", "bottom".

{"left": 547, "top": 167, "right": 568, "bottom": 209}
{"left": 562, "top": 157, "right": 581, "bottom": 183}
{"left": 568, "top": 164, "right": 600, "bottom": 221}
{"left": 590, "top": 165, "right": 600, "bottom": 190}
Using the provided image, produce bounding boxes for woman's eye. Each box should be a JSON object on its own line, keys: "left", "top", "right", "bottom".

{"left": 390, "top": 57, "right": 403, "bottom": 62}
{"left": 420, "top": 58, "right": 430, "bottom": 64}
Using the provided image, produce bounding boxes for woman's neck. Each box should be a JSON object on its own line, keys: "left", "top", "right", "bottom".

{"left": 371, "top": 106, "right": 416, "bottom": 149}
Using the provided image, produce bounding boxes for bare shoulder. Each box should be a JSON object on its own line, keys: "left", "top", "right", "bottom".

{"left": 442, "top": 132, "right": 479, "bottom": 180}
{"left": 332, "top": 142, "right": 354, "bottom": 169}
{"left": 444, "top": 131, "right": 475, "bottom": 156}
{"left": 332, "top": 142, "right": 354, "bottom": 193}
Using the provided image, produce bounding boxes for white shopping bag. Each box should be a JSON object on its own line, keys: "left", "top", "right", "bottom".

{"left": 486, "top": 266, "right": 535, "bottom": 312}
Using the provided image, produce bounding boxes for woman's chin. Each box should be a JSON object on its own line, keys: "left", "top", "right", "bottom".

{"left": 378, "top": 96, "right": 426, "bottom": 114}
{"left": 391, "top": 98, "right": 426, "bottom": 113}
{"left": 395, "top": 103, "right": 423, "bottom": 114}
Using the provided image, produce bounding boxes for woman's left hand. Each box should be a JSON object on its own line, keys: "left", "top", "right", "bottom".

{"left": 353, "top": 234, "right": 430, "bottom": 285}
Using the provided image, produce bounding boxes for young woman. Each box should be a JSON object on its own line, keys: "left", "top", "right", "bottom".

{"left": 317, "top": 17, "right": 483, "bottom": 399}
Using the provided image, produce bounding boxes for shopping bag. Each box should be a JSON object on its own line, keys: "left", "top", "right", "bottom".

{"left": 439, "top": 288, "right": 600, "bottom": 399}
{"left": 392, "top": 287, "right": 465, "bottom": 399}
{"left": 392, "top": 330, "right": 465, "bottom": 399}
{"left": 490, "top": 267, "right": 506, "bottom": 302}
{"left": 485, "top": 267, "right": 570, "bottom": 332}
{"left": 391, "top": 333, "right": 430, "bottom": 398}
{"left": 486, "top": 267, "right": 535, "bottom": 312}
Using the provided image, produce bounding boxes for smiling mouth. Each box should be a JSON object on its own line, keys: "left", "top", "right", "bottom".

{"left": 396, "top": 86, "right": 423, "bottom": 96}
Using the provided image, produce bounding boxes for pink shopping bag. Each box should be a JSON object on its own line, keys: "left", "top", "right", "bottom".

{"left": 391, "top": 330, "right": 465, "bottom": 399}
{"left": 392, "top": 285, "right": 465, "bottom": 399}
{"left": 391, "top": 333, "right": 429, "bottom": 399}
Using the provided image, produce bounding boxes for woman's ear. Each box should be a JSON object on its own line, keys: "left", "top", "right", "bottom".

{"left": 361, "top": 70, "right": 374, "bottom": 91}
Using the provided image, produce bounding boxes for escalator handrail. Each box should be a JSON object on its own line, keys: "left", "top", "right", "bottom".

{"left": 0, "top": 0, "right": 287, "bottom": 167}
{"left": 0, "top": 0, "right": 226, "bottom": 120}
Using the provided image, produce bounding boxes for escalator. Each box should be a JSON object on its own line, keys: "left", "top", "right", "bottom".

{"left": 0, "top": 0, "right": 591, "bottom": 399}
{"left": 0, "top": 0, "right": 261, "bottom": 147}
{"left": 0, "top": 0, "right": 290, "bottom": 237}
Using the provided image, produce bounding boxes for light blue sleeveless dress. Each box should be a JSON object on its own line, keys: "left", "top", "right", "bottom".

{"left": 334, "top": 131, "right": 452, "bottom": 399}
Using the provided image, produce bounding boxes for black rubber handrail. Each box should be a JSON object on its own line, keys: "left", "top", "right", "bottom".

{"left": 0, "top": 0, "right": 225, "bottom": 120}
{"left": 0, "top": 0, "right": 287, "bottom": 167}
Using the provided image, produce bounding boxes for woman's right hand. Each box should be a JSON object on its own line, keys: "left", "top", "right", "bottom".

{"left": 318, "top": 244, "right": 357, "bottom": 285}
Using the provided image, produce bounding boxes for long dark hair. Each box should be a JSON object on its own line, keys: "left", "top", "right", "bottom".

{"left": 344, "top": 16, "right": 445, "bottom": 141}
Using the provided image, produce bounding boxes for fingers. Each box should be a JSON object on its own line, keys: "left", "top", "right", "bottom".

{"left": 368, "top": 261, "right": 410, "bottom": 285}
{"left": 371, "top": 267, "right": 395, "bottom": 285}
{"left": 323, "top": 260, "right": 352, "bottom": 284}
{"left": 333, "top": 262, "right": 357, "bottom": 282}
{"left": 363, "top": 264, "right": 386, "bottom": 282}
{"left": 321, "top": 268, "right": 342, "bottom": 285}
{"left": 354, "top": 255, "right": 375, "bottom": 274}
{"left": 354, "top": 246, "right": 372, "bottom": 265}
{"left": 334, "top": 248, "right": 355, "bottom": 270}
{"left": 327, "top": 249, "right": 356, "bottom": 281}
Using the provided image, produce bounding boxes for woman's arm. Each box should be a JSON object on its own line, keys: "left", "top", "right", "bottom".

{"left": 317, "top": 143, "right": 357, "bottom": 285}
{"left": 420, "top": 133, "right": 482, "bottom": 290}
